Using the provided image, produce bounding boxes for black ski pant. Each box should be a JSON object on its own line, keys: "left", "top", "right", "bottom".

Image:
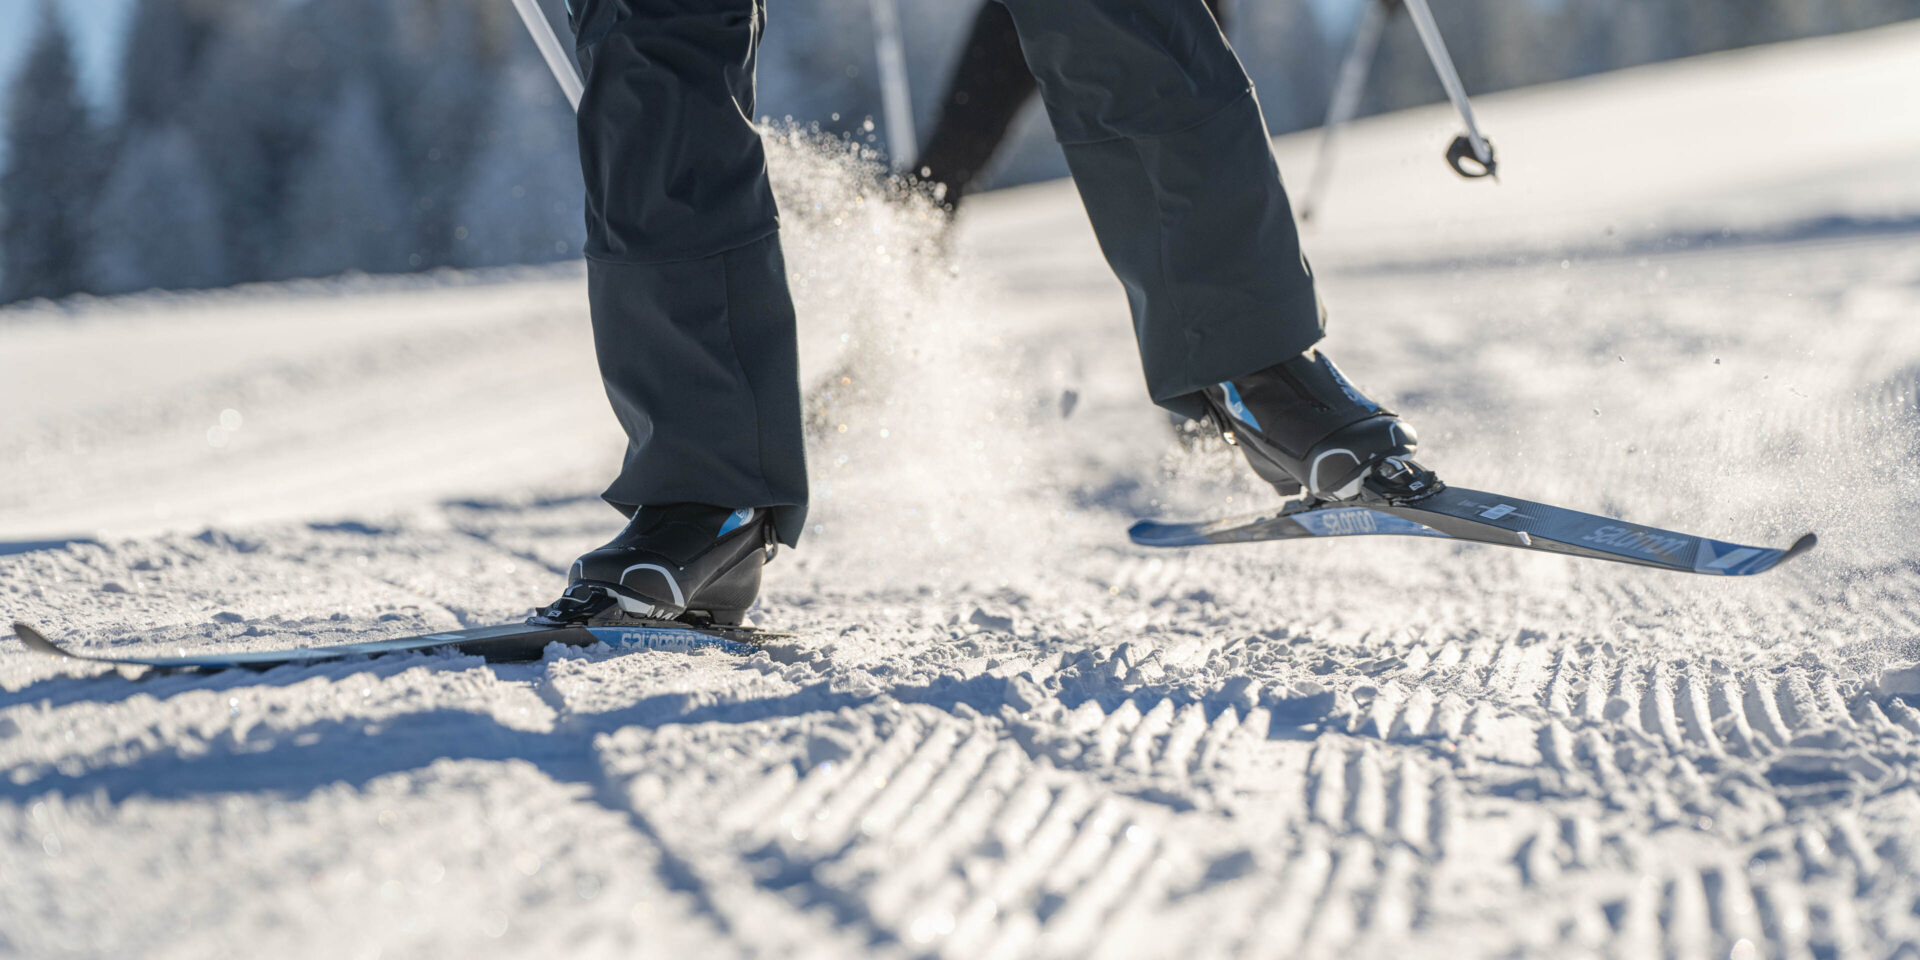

{"left": 569, "top": 0, "right": 1324, "bottom": 547}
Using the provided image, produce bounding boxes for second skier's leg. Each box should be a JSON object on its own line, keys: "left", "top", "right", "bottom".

{"left": 915, "top": 0, "right": 1227, "bottom": 212}
{"left": 912, "top": 2, "right": 1034, "bottom": 209}
{"left": 566, "top": 0, "right": 805, "bottom": 622}
{"left": 997, "top": 0, "right": 1428, "bottom": 500}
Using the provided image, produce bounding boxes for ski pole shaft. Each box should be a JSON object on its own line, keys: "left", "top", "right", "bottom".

{"left": 1299, "top": 0, "right": 1391, "bottom": 221}
{"left": 508, "top": 0, "right": 584, "bottom": 112}
{"left": 1399, "top": 0, "right": 1490, "bottom": 167}
{"left": 868, "top": 0, "right": 917, "bottom": 170}
{"left": 1325, "top": 0, "right": 1391, "bottom": 140}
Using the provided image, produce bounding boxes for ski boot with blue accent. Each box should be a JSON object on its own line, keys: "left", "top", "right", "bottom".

{"left": 562, "top": 503, "right": 776, "bottom": 627}
{"left": 1201, "top": 350, "right": 1438, "bottom": 503}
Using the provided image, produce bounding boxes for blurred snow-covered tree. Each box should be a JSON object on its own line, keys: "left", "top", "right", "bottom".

{"left": 91, "top": 0, "right": 239, "bottom": 295}
{"left": 90, "top": 125, "right": 229, "bottom": 293}
{"left": 454, "top": 49, "right": 585, "bottom": 269}
{"left": 281, "top": 80, "right": 415, "bottom": 279}
{"left": 168, "top": 0, "right": 513, "bottom": 282}
{"left": 119, "top": 0, "right": 232, "bottom": 131}
{"left": 381, "top": 0, "right": 514, "bottom": 268}
{"left": 1, "top": 2, "right": 98, "bottom": 303}
{"left": 176, "top": 3, "right": 326, "bottom": 282}
{"left": 1572, "top": 0, "right": 1690, "bottom": 73}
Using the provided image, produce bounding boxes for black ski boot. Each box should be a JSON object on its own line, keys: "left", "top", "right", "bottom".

{"left": 1201, "top": 349, "right": 1439, "bottom": 502}
{"left": 563, "top": 503, "right": 776, "bottom": 626}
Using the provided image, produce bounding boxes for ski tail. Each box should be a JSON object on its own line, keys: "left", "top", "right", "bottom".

{"left": 11, "top": 622, "right": 68, "bottom": 658}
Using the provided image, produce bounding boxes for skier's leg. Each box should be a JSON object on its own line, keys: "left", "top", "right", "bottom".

{"left": 562, "top": 0, "right": 804, "bottom": 622}
{"left": 999, "top": 0, "right": 1428, "bottom": 500}
{"left": 915, "top": 0, "right": 1226, "bottom": 211}
{"left": 912, "top": 3, "right": 1034, "bottom": 209}
{"left": 569, "top": 0, "right": 806, "bottom": 549}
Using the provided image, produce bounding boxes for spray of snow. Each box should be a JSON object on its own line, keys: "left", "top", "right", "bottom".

{"left": 762, "top": 125, "right": 1067, "bottom": 591}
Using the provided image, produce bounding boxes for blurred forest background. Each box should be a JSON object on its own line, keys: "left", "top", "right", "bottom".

{"left": 2, "top": 0, "right": 1918, "bottom": 305}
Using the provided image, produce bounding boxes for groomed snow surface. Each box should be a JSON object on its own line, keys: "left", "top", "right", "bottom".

{"left": 7, "top": 23, "right": 1920, "bottom": 959}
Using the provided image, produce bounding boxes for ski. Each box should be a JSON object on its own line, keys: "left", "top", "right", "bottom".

{"left": 1130, "top": 484, "right": 1815, "bottom": 576}
{"left": 11, "top": 617, "right": 769, "bottom": 673}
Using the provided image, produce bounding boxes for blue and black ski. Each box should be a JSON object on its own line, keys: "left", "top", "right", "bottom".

{"left": 1131, "top": 484, "right": 1814, "bottom": 576}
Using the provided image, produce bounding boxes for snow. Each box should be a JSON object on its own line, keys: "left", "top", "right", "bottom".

{"left": 7, "top": 22, "right": 1920, "bottom": 958}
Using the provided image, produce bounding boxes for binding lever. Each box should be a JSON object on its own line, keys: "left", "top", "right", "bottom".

{"left": 1365, "top": 456, "right": 1444, "bottom": 504}
{"left": 529, "top": 583, "right": 620, "bottom": 626}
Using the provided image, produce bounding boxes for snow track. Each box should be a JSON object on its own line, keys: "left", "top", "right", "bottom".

{"left": 7, "top": 24, "right": 1920, "bottom": 958}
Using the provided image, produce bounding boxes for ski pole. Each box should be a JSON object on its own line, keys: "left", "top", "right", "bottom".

{"left": 869, "top": 0, "right": 917, "bottom": 170}
{"left": 508, "top": 0, "right": 584, "bottom": 112}
{"left": 1399, "top": 0, "right": 1496, "bottom": 178}
{"left": 1299, "top": 0, "right": 1391, "bottom": 221}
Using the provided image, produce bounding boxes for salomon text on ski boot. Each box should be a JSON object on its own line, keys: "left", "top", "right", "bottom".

{"left": 561, "top": 503, "right": 776, "bottom": 627}
{"left": 1201, "top": 349, "right": 1438, "bottom": 503}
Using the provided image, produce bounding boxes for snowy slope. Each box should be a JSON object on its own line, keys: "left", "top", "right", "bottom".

{"left": 6, "top": 23, "right": 1920, "bottom": 959}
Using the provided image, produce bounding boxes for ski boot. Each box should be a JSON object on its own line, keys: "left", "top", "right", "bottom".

{"left": 549, "top": 503, "right": 777, "bottom": 627}
{"left": 1200, "top": 349, "right": 1439, "bottom": 503}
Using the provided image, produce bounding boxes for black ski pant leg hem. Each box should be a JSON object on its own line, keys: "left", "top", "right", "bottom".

{"left": 588, "top": 234, "right": 809, "bottom": 548}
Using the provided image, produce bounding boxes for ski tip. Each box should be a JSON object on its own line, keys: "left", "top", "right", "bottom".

{"left": 10, "top": 622, "right": 64, "bottom": 656}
